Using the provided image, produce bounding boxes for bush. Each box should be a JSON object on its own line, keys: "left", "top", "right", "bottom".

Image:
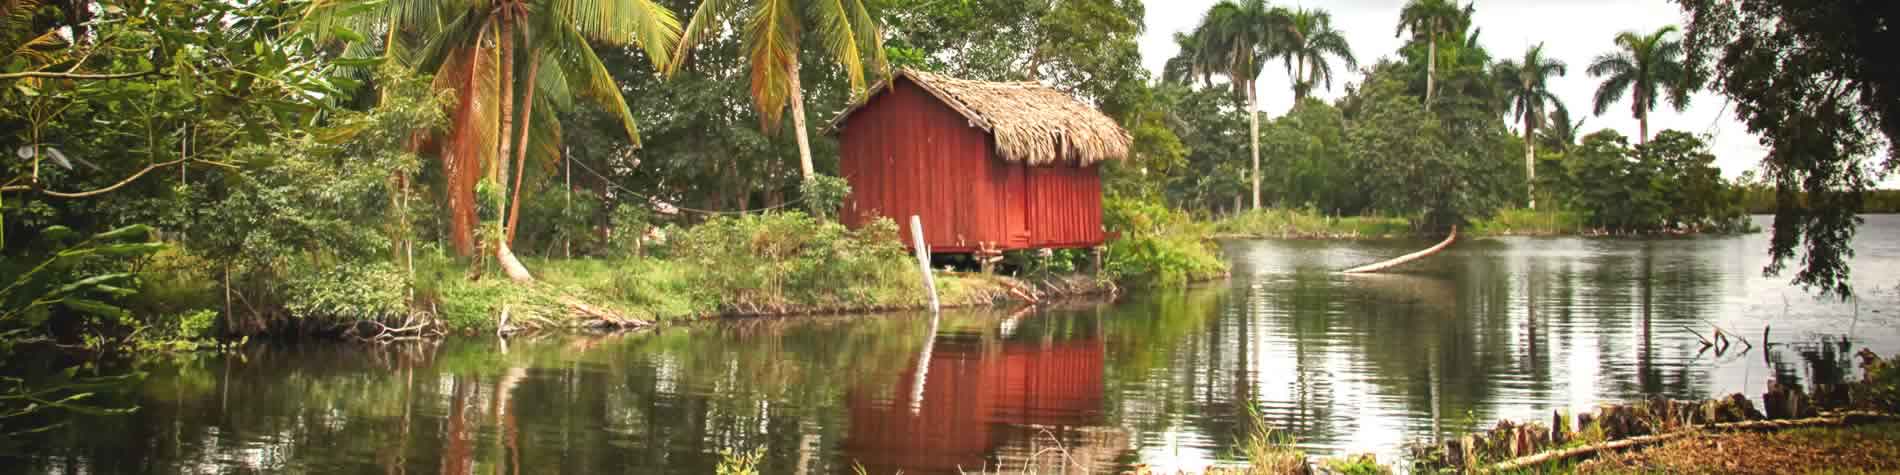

{"left": 1102, "top": 198, "right": 1227, "bottom": 287}
{"left": 1858, "top": 351, "right": 1900, "bottom": 412}
{"left": 283, "top": 262, "right": 409, "bottom": 322}
{"left": 800, "top": 175, "right": 851, "bottom": 220}
{"left": 666, "top": 212, "right": 918, "bottom": 311}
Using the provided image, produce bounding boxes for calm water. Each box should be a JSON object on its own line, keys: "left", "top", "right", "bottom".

{"left": 4, "top": 215, "right": 1898, "bottom": 474}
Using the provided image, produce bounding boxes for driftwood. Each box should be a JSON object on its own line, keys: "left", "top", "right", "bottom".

{"left": 559, "top": 297, "right": 652, "bottom": 329}
{"left": 1340, "top": 226, "right": 1457, "bottom": 274}
{"left": 1487, "top": 412, "right": 1897, "bottom": 472}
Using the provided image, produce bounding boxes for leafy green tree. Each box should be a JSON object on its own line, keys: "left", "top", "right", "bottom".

{"left": 1547, "top": 129, "right": 1747, "bottom": 233}
{"left": 1678, "top": 0, "right": 1898, "bottom": 297}
{"left": 1260, "top": 98, "right": 1350, "bottom": 210}
{"left": 1196, "top": 0, "right": 1289, "bottom": 210}
{"left": 1587, "top": 26, "right": 1696, "bottom": 145}
{"left": 1280, "top": 8, "right": 1355, "bottom": 102}
{"left": 1395, "top": 0, "right": 1466, "bottom": 108}
{"left": 1156, "top": 84, "right": 1251, "bottom": 214}
{"left": 1495, "top": 43, "right": 1567, "bottom": 208}
{"left": 669, "top": 0, "right": 890, "bottom": 182}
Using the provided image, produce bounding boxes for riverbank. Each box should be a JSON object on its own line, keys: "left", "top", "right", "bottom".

{"left": 1210, "top": 207, "right": 1756, "bottom": 240}
{"left": 1574, "top": 421, "right": 1900, "bottom": 474}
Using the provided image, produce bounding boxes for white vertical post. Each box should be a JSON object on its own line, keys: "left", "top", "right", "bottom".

{"left": 910, "top": 215, "right": 940, "bottom": 313}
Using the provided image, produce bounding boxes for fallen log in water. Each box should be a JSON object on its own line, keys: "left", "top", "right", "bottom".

{"left": 1339, "top": 226, "right": 1458, "bottom": 274}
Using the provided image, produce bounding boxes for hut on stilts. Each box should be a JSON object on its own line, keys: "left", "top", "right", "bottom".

{"left": 827, "top": 69, "right": 1131, "bottom": 262}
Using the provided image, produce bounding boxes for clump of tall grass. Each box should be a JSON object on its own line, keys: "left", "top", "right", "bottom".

{"left": 1232, "top": 405, "right": 1310, "bottom": 475}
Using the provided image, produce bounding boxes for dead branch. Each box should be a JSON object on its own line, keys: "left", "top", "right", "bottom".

{"left": 2, "top": 158, "right": 237, "bottom": 198}
{"left": 0, "top": 69, "right": 161, "bottom": 81}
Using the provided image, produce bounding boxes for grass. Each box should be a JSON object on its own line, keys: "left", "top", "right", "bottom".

{"left": 1468, "top": 208, "right": 1588, "bottom": 236}
{"left": 412, "top": 213, "right": 1019, "bottom": 333}
{"left": 1214, "top": 208, "right": 1413, "bottom": 239}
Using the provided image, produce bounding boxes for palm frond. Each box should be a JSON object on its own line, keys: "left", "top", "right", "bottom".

{"left": 1586, "top": 52, "right": 1633, "bottom": 78}
{"left": 560, "top": 0, "right": 680, "bottom": 69}
{"left": 667, "top": 0, "right": 739, "bottom": 76}
{"left": 744, "top": 0, "right": 799, "bottom": 130}
{"left": 416, "top": 8, "right": 492, "bottom": 75}
{"left": 561, "top": 23, "right": 642, "bottom": 146}
{"left": 810, "top": 0, "right": 868, "bottom": 93}
{"left": 1593, "top": 71, "right": 1634, "bottom": 116}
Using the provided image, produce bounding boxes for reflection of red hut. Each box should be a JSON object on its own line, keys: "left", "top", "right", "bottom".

{"left": 841, "top": 335, "right": 1107, "bottom": 474}
{"left": 828, "top": 69, "right": 1131, "bottom": 253}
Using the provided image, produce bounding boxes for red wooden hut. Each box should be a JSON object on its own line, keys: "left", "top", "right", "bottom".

{"left": 829, "top": 69, "right": 1132, "bottom": 253}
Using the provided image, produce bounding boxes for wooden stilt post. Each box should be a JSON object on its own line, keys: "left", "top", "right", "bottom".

{"left": 911, "top": 215, "right": 940, "bottom": 313}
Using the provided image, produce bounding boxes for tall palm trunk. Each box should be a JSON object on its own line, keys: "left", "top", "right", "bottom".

{"left": 1634, "top": 85, "right": 1650, "bottom": 145}
{"left": 506, "top": 48, "right": 539, "bottom": 244}
{"left": 494, "top": 13, "right": 533, "bottom": 283}
{"left": 1248, "top": 79, "right": 1261, "bottom": 210}
{"left": 1425, "top": 24, "right": 1437, "bottom": 108}
{"left": 1524, "top": 114, "right": 1536, "bottom": 209}
{"left": 788, "top": 57, "right": 815, "bottom": 181}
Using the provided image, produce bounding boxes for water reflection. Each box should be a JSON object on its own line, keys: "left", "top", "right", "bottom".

{"left": 4, "top": 217, "right": 1899, "bottom": 474}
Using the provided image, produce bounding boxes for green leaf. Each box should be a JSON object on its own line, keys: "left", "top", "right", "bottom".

{"left": 334, "top": 57, "right": 382, "bottom": 68}
{"left": 90, "top": 225, "right": 154, "bottom": 242}
{"left": 60, "top": 299, "right": 130, "bottom": 321}
{"left": 331, "top": 26, "right": 367, "bottom": 44}
{"left": 48, "top": 274, "right": 135, "bottom": 298}
{"left": 40, "top": 225, "right": 76, "bottom": 243}
{"left": 92, "top": 242, "right": 166, "bottom": 257}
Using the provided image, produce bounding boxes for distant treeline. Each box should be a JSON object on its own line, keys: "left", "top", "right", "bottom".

{"left": 1738, "top": 188, "right": 1900, "bottom": 214}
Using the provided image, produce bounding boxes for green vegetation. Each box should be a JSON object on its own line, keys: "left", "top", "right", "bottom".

{"left": 1216, "top": 208, "right": 1413, "bottom": 239}
{"left": 1540, "top": 130, "right": 1754, "bottom": 233}
{"left": 415, "top": 211, "right": 1010, "bottom": 331}
{"left": 1102, "top": 198, "right": 1228, "bottom": 288}
{"left": 0, "top": 0, "right": 1888, "bottom": 348}
{"left": 1468, "top": 208, "right": 1587, "bottom": 236}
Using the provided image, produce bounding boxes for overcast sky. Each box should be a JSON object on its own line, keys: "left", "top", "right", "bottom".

{"left": 1136, "top": 0, "right": 1777, "bottom": 180}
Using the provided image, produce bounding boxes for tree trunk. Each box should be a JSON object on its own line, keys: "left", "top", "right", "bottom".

{"left": 1293, "top": 57, "right": 1306, "bottom": 102}
{"left": 446, "top": 47, "right": 483, "bottom": 257}
{"left": 788, "top": 57, "right": 816, "bottom": 181}
{"left": 1525, "top": 115, "right": 1537, "bottom": 209}
{"left": 506, "top": 46, "right": 539, "bottom": 244}
{"left": 1426, "top": 27, "right": 1437, "bottom": 109}
{"left": 1635, "top": 86, "right": 1650, "bottom": 145}
{"left": 1638, "top": 109, "right": 1649, "bottom": 146}
{"left": 494, "top": 14, "right": 533, "bottom": 283}
{"left": 1248, "top": 79, "right": 1261, "bottom": 210}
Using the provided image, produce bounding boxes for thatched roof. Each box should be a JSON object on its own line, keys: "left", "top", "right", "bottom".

{"left": 829, "top": 69, "right": 1132, "bottom": 167}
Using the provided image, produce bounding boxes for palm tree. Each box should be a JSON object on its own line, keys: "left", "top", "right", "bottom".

{"left": 1396, "top": 0, "right": 1464, "bottom": 108}
{"left": 1538, "top": 106, "right": 1586, "bottom": 153}
{"left": 1162, "top": 29, "right": 1215, "bottom": 89}
{"left": 1587, "top": 25, "right": 1695, "bottom": 145}
{"left": 302, "top": 0, "right": 680, "bottom": 281}
{"left": 1198, "top": 0, "right": 1288, "bottom": 210}
{"left": 668, "top": 0, "right": 888, "bottom": 182}
{"left": 1495, "top": 43, "right": 1566, "bottom": 209}
{"left": 1281, "top": 8, "right": 1355, "bottom": 102}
